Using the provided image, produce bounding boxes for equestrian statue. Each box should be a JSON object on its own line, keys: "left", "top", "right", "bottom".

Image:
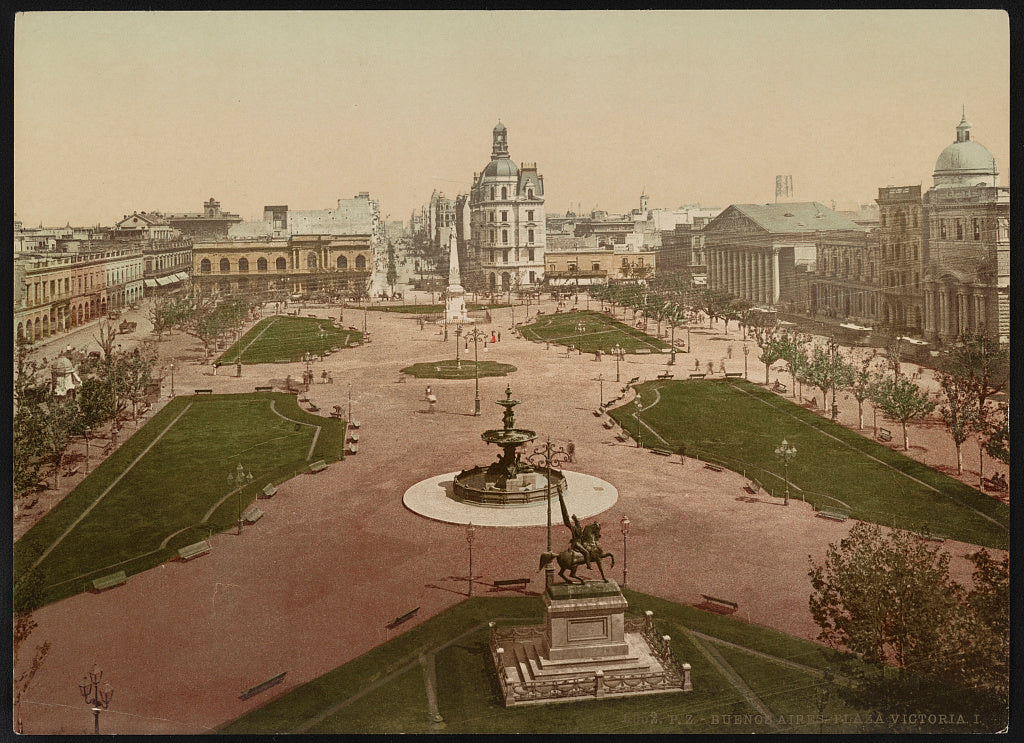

{"left": 538, "top": 490, "right": 615, "bottom": 583}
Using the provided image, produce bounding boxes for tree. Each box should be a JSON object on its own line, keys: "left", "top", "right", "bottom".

{"left": 935, "top": 371, "right": 979, "bottom": 475}
{"left": 13, "top": 572, "right": 51, "bottom": 734}
{"left": 774, "top": 331, "right": 810, "bottom": 398}
{"left": 185, "top": 301, "right": 230, "bottom": 362}
{"left": 980, "top": 404, "right": 1008, "bottom": 464}
{"left": 694, "top": 287, "right": 730, "bottom": 328}
{"left": 113, "top": 345, "right": 158, "bottom": 426}
{"left": 386, "top": 243, "right": 399, "bottom": 293}
{"left": 749, "top": 316, "right": 780, "bottom": 385}
{"left": 721, "top": 298, "right": 751, "bottom": 333}
{"left": 74, "top": 376, "right": 114, "bottom": 471}
{"left": 870, "top": 374, "right": 936, "bottom": 451}
{"left": 848, "top": 350, "right": 883, "bottom": 430}
{"left": 37, "top": 395, "right": 81, "bottom": 491}
{"left": 13, "top": 338, "right": 50, "bottom": 497}
{"left": 146, "top": 294, "right": 176, "bottom": 341}
{"left": 959, "top": 549, "right": 1009, "bottom": 702}
{"left": 940, "top": 333, "right": 1009, "bottom": 419}
{"left": 93, "top": 319, "right": 119, "bottom": 362}
{"left": 799, "top": 342, "right": 855, "bottom": 418}
{"left": 809, "top": 523, "right": 963, "bottom": 674}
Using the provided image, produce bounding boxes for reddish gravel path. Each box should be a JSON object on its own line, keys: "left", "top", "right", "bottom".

{"left": 16, "top": 297, "right": 1006, "bottom": 734}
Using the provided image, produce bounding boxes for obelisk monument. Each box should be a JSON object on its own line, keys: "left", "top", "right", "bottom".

{"left": 444, "top": 229, "right": 471, "bottom": 324}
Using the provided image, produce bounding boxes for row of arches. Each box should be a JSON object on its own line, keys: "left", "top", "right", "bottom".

{"left": 199, "top": 254, "right": 368, "bottom": 274}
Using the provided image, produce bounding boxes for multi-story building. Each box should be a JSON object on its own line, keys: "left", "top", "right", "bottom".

{"left": 705, "top": 202, "right": 863, "bottom": 310}
{"left": 875, "top": 185, "right": 925, "bottom": 332}
{"left": 921, "top": 113, "right": 1009, "bottom": 344}
{"left": 657, "top": 217, "right": 713, "bottom": 284}
{"left": 468, "top": 122, "right": 546, "bottom": 290}
{"left": 162, "top": 198, "right": 242, "bottom": 240}
{"left": 810, "top": 227, "right": 880, "bottom": 322}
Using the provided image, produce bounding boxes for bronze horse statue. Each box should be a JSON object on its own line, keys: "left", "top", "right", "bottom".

{"left": 538, "top": 521, "right": 615, "bottom": 584}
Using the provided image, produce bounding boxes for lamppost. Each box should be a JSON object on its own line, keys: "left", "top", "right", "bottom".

{"left": 634, "top": 398, "right": 643, "bottom": 449}
{"left": 613, "top": 344, "right": 622, "bottom": 382}
{"left": 303, "top": 352, "right": 312, "bottom": 385}
{"left": 78, "top": 663, "right": 113, "bottom": 735}
{"left": 527, "top": 438, "right": 571, "bottom": 587}
{"left": 362, "top": 298, "right": 367, "bottom": 334}
{"left": 827, "top": 335, "right": 840, "bottom": 421}
{"left": 318, "top": 328, "right": 327, "bottom": 360}
{"left": 347, "top": 382, "right": 353, "bottom": 422}
{"left": 229, "top": 463, "right": 253, "bottom": 534}
{"left": 466, "top": 521, "right": 475, "bottom": 596}
{"left": 774, "top": 438, "right": 797, "bottom": 506}
{"left": 669, "top": 315, "right": 676, "bottom": 365}
{"left": 596, "top": 373, "right": 604, "bottom": 409}
{"left": 620, "top": 515, "right": 630, "bottom": 587}
{"left": 743, "top": 342, "right": 750, "bottom": 380}
{"left": 454, "top": 323, "right": 463, "bottom": 369}
{"left": 169, "top": 361, "right": 175, "bottom": 397}
{"left": 576, "top": 321, "right": 585, "bottom": 354}
{"left": 466, "top": 328, "right": 487, "bottom": 415}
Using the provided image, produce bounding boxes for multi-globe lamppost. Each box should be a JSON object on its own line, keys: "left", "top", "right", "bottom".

{"left": 634, "top": 398, "right": 644, "bottom": 449}
{"left": 78, "top": 663, "right": 113, "bottom": 735}
{"left": 466, "top": 328, "right": 488, "bottom": 416}
{"left": 743, "top": 342, "right": 750, "bottom": 380}
{"left": 613, "top": 344, "right": 622, "bottom": 382}
{"left": 576, "top": 321, "right": 586, "bottom": 355}
{"left": 229, "top": 463, "right": 253, "bottom": 534}
{"left": 774, "top": 438, "right": 797, "bottom": 506}
{"left": 466, "top": 521, "right": 475, "bottom": 596}
{"left": 527, "top": 438, "right": 571, "bottom": 587}
{"left": 619, "top": 515, "right": 630, "bottom": 587}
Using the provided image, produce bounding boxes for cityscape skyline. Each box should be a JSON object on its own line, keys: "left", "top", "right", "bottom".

{"left": 15, "top": 10, "right": 1010, "bottom": 227}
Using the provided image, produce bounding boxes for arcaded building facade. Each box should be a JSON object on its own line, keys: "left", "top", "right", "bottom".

{"left": 468, "top": 122, "right": 546, "bottom": 291}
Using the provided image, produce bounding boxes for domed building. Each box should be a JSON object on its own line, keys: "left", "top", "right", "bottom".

{"left": 468, "top": 122, "right": 546, "bottom": 291}
{"left": 921, "top": 112, "right": 1009, "bottom": 344}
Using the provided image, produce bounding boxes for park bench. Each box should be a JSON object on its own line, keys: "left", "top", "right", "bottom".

{"left": 804, "top": 396, "right": 818, "bottom": 407}
{"left": 64, "top": 465, "right": 81, "bottom": 477}
{"left": 493, "top": 578, "right": 531, "bottom": 589}
{"left": 698, "top": 594, "right": 738, "bottom": 615}
{"left": 651, "top": 448, "right": 672, "bottom": 456}
{"left": 307, "top": 314, "right": 317, "bottom": 318}
{"left": 275, "top": 359, "right": 291, "bottom": 364}
{"left": 239, "top": 672, "right": 287, "bottom": 701}
{"left": 627, "top": 376, "right": 640, "bottom": 385}
{"left": 746, "top": 480, "right": 761, "bottom": 494}
{"left": 771, "top": 381, "right": 787, "bottom": 394}
{"left": 177, "top": 541, "right": 211, "bottom": 561}
{"left": 635, "top": 348, "right": 651, "bottom": 354}
{"left": 614, "top": 433, "right": 630, "bottom": 443}
{"left": 306, "top": 402, "right": 320, "bottom": 412}
{"left": 877, "top": 428, "right": 892, "bottom": 442}
{"left": 242, "top": 504, "right": 263, "bottom": 523}
{"left": 262, "top": 483, "right": 279, "bottom": 498}
{"left": 688, "top": 373, "right": 706, "bottom": 379}
{"left": 725, "top": 372, "right": 744, "bottom": 378}
{"left": 703, "top": 463, "right": 724, "bottom": 472}
{"left": 815, "top": 508, "right": 849, "bottom": 522}
{"left": 349, "top": 420, "right": 361, "bottom": 429}
{"left": 255, "top": 385, "right": 273, "bottom": 392}
{"left": 92, "top": 571, "right": 127, "bottom": 592}
{"left": 194, "top": 389, "right": 213, "bottom": 395}
{"left": 602, "top": 419, "right": 615, "bottom": 429}
{"left": 657, "top": 372, "right": 674, "bottom": 380}
{"left": 593, "top": 409, "right": 604, "bottom": 416}
{"left": 387, "top": 607, "right": 420, "bottom": 629}
{"left": 347, "top": 443, "right": 359, "bottom": 454}
{"left": 348, "top": 432, "right": 360, "bottom": 443}
{"left": 308, "top": 460, "right": 328, "bottom": 473}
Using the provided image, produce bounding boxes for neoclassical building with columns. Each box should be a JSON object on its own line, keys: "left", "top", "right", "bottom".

{"left": 704, "top": 202, "right": 863, "bottom": 309}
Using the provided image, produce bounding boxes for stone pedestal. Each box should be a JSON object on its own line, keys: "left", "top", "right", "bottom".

{"left": 543, "top": 581, "right": 629, "bottom": 661}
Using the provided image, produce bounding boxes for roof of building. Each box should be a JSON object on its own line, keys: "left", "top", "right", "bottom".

{"left": 712, "top": 202, "right": 865, "bottom": 233}
{"left": 481, "top": 158, "right": 519, "bottom": 179}
{"left": 934, "top": 139, "right": 998, "bottom": 178}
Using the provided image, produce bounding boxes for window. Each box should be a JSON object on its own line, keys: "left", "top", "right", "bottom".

{"left": 529, "top": 270, "right": 536, "bottom": 283}
{"left": 276, "top": 257, "right": 287, "bottom": 271}
{"left": 528, "top": 229, "right": 535, "bottom": 244}
{"left": 912, "top": 211, "right": 918, "bottom": 228}
{"left": 501, "top": 211, "right": 508, "bottom": 222}
{"left": 955, "top": 220, "right": 963, "bottom": 240}
{"left": 337, "top": 255, "right": 348, "bottom": 269}
{"left": 528, "top": 248, "right": 535, "bottom": 262}
{"left": 503, "top": 250, "right": 509, "bottom": 263}
{"left": 489, "top": 212, "right": 495, "bottom": 222}
{"left": 592, "top": 262, "right": 601, "bottom": 272}
{"left": 220, "top": 258, "right": 230, "bottom": 273}
{"left": 490, "top": 187, "right": 495, "bottom": 199}
{"left": 939, "top": 220, "right": 947, "bottom": 239}
{"left": 257, "top": 258, "right": 268, "bottom": 272}
{"left": 502, "top": 229, "right": 508, "bottom": 244}
{"left": 238, "top": 257, "right": 249, "bottom": 272}
{"left": 527, "top": 210, "right": 534, "bottom": 221}
{"left": 549, "top": 263, "right": 556, "bottom": 272}
{"left": 880, "top": 213, "right": 886, "bottom": 227}
{"left": 307, "top": 253, "right": 318, "bottom": 269}
{"left": 973, "top": 218, "right": 980, "bottom": 240}
{"left": 355, "top": 255, "right": 366, "bottom": 269}
{"left": 489, "top": 229, "right": 495, "bottom": 243}
{"left": 491, "top": 251, "right": 496, "bottom": 263}
{"left": 568, "top": 262, "right": 577, "bottom": 272}
{"left": 501, "top": 186, "right": 507, "bottom": 199}
{"left": 527, "top": 188, "right": 534, "bottom": 199}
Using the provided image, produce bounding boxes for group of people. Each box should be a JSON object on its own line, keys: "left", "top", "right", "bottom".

{"left": 693, "top": 358, "right": 730, "bottom": 374}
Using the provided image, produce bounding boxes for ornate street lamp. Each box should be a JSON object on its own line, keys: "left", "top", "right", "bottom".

{"left": 596, "top": 373, "right": 604, "bottom": 409}
{"left": 634, "top": 398, "right": 644, "bottom": 449}
{"left": 527, "top": 438, "right": 571, "bottom": 586}
{"left": 347, "top": 382, "right": 353, "bottom": 422}
{"left": 827, "top": 335, "right": 840, "bottom": 421}
{"left": 613, "top": 344, "right": 622, "bottom": 381}
{"left": 576, "top": 321, "right": 585, "bottom": 354}
{"left": 78, "top": 663, "right": 113, "bottom": 735}
{"left": 229, "top": 463, "right": 253, "bottom": 534}
{"left": 169, "top": 361, "right": 175, "bottom": 397}
{"left": 620, "top": 515, "right": 630, "bottom": 587}
{"left": 318, "top": 328, "right": 327, "bottom": 360}
{"left": 466, "top": 328, "right": 487, "bottom": 415}
{"left": 466, "top": 521, "right": 475, "bottom": 596}
{"left": 743, "top": 342, "right": 750, "bottom": 380}
{"left": 454, "top": 323, "right": 463, "bottom": 369}
{"left": 774, "top": 438, "right": 797, "bottom": 506}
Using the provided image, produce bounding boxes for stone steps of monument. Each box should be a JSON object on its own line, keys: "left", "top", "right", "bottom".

{"left": 527, "top": 633, "right": 654, "bottom": 680}
{"left": 512, "top": 642, "right": 534, "bottom": 684}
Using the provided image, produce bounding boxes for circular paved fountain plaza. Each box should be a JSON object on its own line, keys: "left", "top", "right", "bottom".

{"left": 18, "top": 292, "right": 1005, "bottom": 734}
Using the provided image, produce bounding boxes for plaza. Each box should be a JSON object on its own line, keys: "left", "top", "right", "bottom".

{"left": 14, "top": 271, "right": 1007, "bottom": 733}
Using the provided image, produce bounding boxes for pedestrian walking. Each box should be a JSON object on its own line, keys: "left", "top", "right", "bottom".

{"left": 727, "top": 345, "right": 733, "bottom": 359}
{"left": 567, "top": 441, "right": 576, "bottom": 463}
{"left": 498, "top": 331, "right": 501, "bottom": 342}
{"left": 694, "top": 358, "right": 700, "bottom": 371}
{"left": 706, "top": 360, "right": 715, "bottom": 374}
{"left": 236, "top": 362, "right": 242, "bottom": 377}
{"left": 719, "top": 359, "right": 726, "bottom": 374}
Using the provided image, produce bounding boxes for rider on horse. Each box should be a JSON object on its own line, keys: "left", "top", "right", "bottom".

{"left": 567, "top": 513, "right": 593, "bottom": 569}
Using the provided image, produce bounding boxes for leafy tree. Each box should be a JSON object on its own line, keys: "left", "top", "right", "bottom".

{"left": 185, "top": 301, "right": 230, "bottom": 362}
{"left": 37, "top": 395, "right": 81, "bottom": 491}
{"left": 694, "top": 287, "right": 730, "bottom": 328}
{"left": 114, "top": 344, "right": 158, "bottom": 425}
{"left": 940, "top": 333, "right": 1009, "bottom": 419}
{"left": 74, "top": 376, "right": 114, "bottom": 470}
{"left": 13, "top": 339, "right": 49, "bottom": 496}
{"left": 848, "top": 350, "right": 883, "bottom": 430}
{"left": 869, "top": 374, "right": 936, "bottom": 451}
{"left": 774, "top": 331, "right": 810, "bottom": 398}
{"left": 146, "top": 294, "right": 177, "bottom": 341}
{"left": 721, "top": 298, "right": 751, "bottom": 333}
{"left": 13, "top": 572, "right": 51, "bottom": 734}
{"left": 386, "top": 243, "right": 398, "bottom": 292}
{"left": 749, "top": 316, "right": 780, "bottom": 385}
{"left": 960, "top": 549, "right": 1009, "bottom": 702}
{"left": 799, "top": 342, "right": 855, "bottom": 418}
{"left": 980, "top": 403, "right": 1008, "bottom": 464}
{"left": 935, "top": 371, "right": 979, "bottom": 475}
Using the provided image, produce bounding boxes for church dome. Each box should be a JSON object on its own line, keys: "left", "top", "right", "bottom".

{"left": 482, "top": 158, "right": 519, "bottom": 178}
{"left": 932, "top": 113, "right": 999, "bottom": 188}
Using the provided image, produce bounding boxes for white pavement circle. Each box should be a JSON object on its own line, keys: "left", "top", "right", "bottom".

{"left": 403, "top": 470, "right": 618, "bottom": 527}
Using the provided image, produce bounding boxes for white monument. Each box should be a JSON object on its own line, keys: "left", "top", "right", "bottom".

{"left": 51, "top": 348, "right": 82, "bottom": 397}
{"left": 443, "top": 229, "right": 472, "bottom": 325}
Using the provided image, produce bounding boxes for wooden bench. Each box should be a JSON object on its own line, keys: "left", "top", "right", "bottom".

{"left": 688, "top": 373, "right": 706, "bottom": 379}
{"left": 242, "top": 504, "right": 264, "bottom": 523}
{"left": 64, "top": 466, "right": 81, "bottom": 477}
{"left": 635, "top": 348, "right": 651, "bottom": 354}
{"left": 804, "top": 396, "right": 818, "bottom": 407}
{"left": 194, "top": 389, "right": 213, "bottom": 395}
{"left": 308, "top": 460, "right": 328, "bottom": 473}
{"left": 614, "top": 433, "right": 629, "bottom": 443}
{"left": 348, "top": 432, "right": 359, "bottom": 443}
{"left": 877, "top": 428, "right": 892, "bottom": 442}
{"left": 493, "top": 578, "right": 531, "bottom": 589}
{"left": 657, "top": 372, "right": 674, "bottom": 380}
{"left": 92, "top": 571, "right": 127, "bottom": 591}
{"left": 255, "top": 385, "right": 273, "bottom": 392}
{"left": 772, "top": 382, "right": 787, "bottom": 394}
{"left": 239, "top": 671, "right": 287, "bottom": 701}
{"left": 815, "top": 508, "right": 849, "bottom": 522}
{"left": 627, "top": 377, "right": 640, "bottom": 385}
{"left": 602, "top": 420, "right": 615, "bottom": 429}
{"left": 306, "top": 403, "right": 320, "bottom": 412}
{"left": 593, "top": 409, "right": 604, "bottom": 417}
{"left": 725, "top": 372, "right": 744, "bottom": 378}
{"left": 651, "top": 448, "right": 672, "bottom": 456}
{"left": 349, "top": 420, "right": 360, "bottom": 429}
{"left": 261, "top": 483, "right": 279, "bottom": 498}
{"left": 747, "top": 480, "right": 761, "bottom": 493}
{"left": 387, "top": 607, "right": 420, "bottom": 629}
{"left": 346, "top": 443, "right": 359, "bottom": 454}
{"left": 698, "top": 594, "right": 738, "bottom": 614}
{"left": 703, "top": 463, "right": 724, "bottom": 472}
{"left": 177, "top": 541, "right": 211, "bottom": 561}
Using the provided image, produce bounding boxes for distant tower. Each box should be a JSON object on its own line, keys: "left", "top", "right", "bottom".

{"left": 640, "top": 190, "right": 649, "bottom": 214}
{"left": 775, "top": 175, "right": 794, "bottom": 203}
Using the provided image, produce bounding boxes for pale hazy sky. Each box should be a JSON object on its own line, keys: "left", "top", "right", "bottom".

{"left": 15, "top": 10, "right": 1009, "bottom": 227}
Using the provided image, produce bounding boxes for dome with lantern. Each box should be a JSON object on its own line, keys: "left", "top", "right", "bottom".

{"left": 932, "top": 111, "right": 999, "bottom": 188}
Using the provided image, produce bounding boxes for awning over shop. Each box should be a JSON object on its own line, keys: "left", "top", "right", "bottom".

{"left": 173, "top": 271, "right": 190, "bottom": 282}
{"left": 154, "top": 276, "right": 174, "bottom": 286}
{"left": 144, "top": 279, "right": 158, "bottom": 288}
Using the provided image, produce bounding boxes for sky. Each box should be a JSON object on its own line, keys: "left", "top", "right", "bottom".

{"left": 14, "top": 10, "right": 1010, "bottom": 227}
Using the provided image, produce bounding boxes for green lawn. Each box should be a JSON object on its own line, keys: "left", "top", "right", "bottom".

{"left": 370, "top": 303, "right": 508, "bottom": 314}
{"left": 219, "top": 589, "right": 1004, "bottom": 734}
{"left": 607, "top": 379, "right": 1008, "bottom": 549}
{"left": 400, "top": 360, "right": 517, "bottom": 379}
{"left": 520, "top": 309, "right": 672, "bottom": 353}
{"left": 13, "top": 393, "right": 348, "bottom": 607}
{"left": 218, "top": 316, "right": 363, "bottom": 364}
